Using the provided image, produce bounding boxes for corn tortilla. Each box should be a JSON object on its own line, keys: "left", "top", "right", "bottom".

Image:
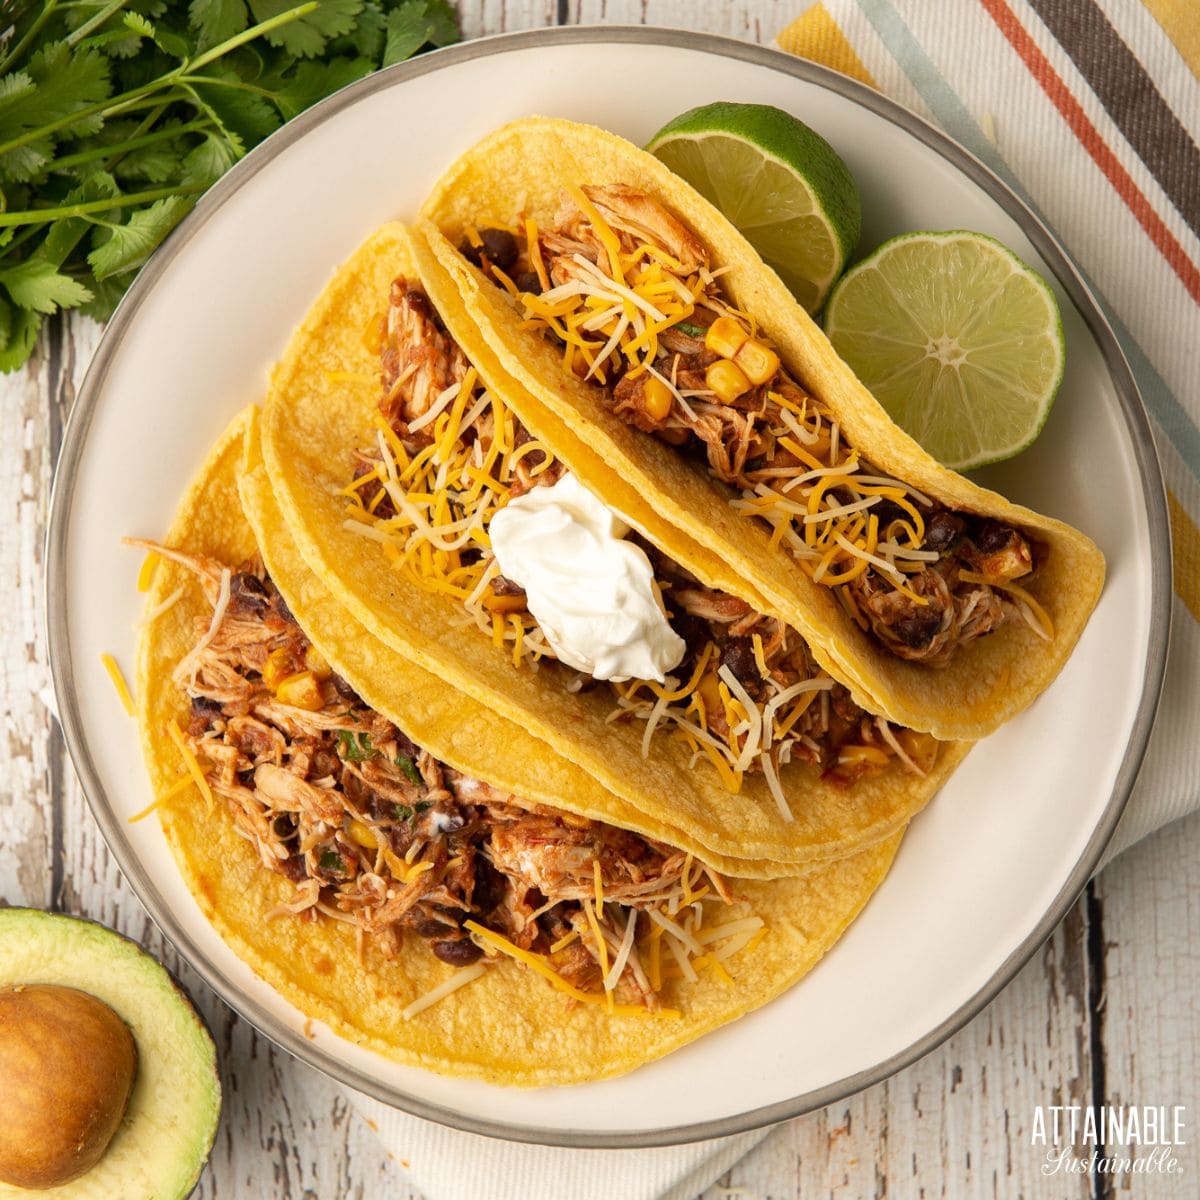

{"left": 135, "top": 409, "right": 903, "bottom": 1086}
{"left": 418, "top": 116, "right": 1105, "bottom": 742}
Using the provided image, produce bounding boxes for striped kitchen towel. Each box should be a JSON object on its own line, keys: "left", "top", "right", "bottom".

{"left": 779, "top": 0, "right": 1200, "bottom": 862}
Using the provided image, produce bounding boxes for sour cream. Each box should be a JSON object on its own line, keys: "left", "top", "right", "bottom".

{"left": 489, "top": 474, "right": 685, "bottom": 683}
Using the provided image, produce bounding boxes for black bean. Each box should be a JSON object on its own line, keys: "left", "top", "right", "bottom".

{"left": 190, "top": 695, "right": 224, "bottom": 722}
{"left": 472, "top": 859, "right": 507, "bottom": 913}
{"left": 667, "top": 611, "right": 710, "bottom": 662}
{"left": 229, "top": 572, "right": 268, "bottom": 611}
{"left": 923, "top": 511, "right": 965, "bottom": 553}
{"left": 432, "top": 938, "right": 484, "bottom": 966}
{"left": 480, "top": 228, "right": 518, "bottom": 269}
{"left": 893, "top": 614, "right": 942, "bottom": 648}
{"left": 414, "top": 916, "right": 456, "bottom": 939}
{"left": 720, "top": 636, "right": 760, "bottom": 691}
{"left": 973, "top": 518, "right": 1016, "bottom": 553}
{"left": 870, "top": 500, "right": 907, "bottom": 527}
{"left": 514, "top": 270, "right": 541, "bottom": 294}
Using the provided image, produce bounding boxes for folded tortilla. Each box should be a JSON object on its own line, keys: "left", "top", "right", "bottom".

{"left": 417, "top": 116, "right": 1105, "bottom": 741}
{"left": 134, "top": 408, "right": 902, "bottom": 1086}
{"left": 260, "top": 222, "right": 968, "bottom": 868}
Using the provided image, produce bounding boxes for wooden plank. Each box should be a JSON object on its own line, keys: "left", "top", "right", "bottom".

{"left": 0, "top": 320, "right": 62, "bottom": 911}
{"left": 701, "top": 906, "right": 1097, "bottom": 1199}
{"left": 1089, "top": 812, "right": 1200, "bottom": 1197}
{"left": 459, "top": 0, "right": 557, "bottom": 39}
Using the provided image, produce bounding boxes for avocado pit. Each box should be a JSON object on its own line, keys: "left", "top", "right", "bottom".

{"left": 0, "top": 983, "right": 137, "bottom": 1190}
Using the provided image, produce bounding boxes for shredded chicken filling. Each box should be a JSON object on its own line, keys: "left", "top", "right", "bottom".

{"left": 456, "top": 185, "right": 1051, "bottom": 670}
{"left": 143, "top": 540, "right": 756, "bottom": 1010}
{"left": 344, "top": 280, "right": 938, "bottom": 803}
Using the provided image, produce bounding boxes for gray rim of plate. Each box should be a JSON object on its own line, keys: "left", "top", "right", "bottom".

{"left": 46, "top": 26, "right": 1172, "bottom": 1149}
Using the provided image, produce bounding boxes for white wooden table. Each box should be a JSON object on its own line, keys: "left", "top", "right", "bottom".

{"left": 4, "top": 3, "right": 1197, "bottom": 1196}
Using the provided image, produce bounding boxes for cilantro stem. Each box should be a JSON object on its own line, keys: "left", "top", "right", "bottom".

{"left": 0, "top": 2, "right": 59, "bottom": 76}
{"left": 0, "top": 77, "right": 166, "bottom": 157}
{"left": 179, "top": 74, "right": 277, "bottom": 101}
{"left": 186, "top": 2, "right": 319, "bottom": 72}
{"left": 65, "top": 0, "right": 130, "bottom": 45}
{"left": 51, "top": 121, "right": 210, "bottom": 173}
{"left": 0, "top": 184, "right": 206, "bottom": 228}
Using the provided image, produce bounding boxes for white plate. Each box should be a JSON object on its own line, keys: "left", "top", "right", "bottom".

{"left": 47, "top": 29, "right": 1169, "bottom": 1146}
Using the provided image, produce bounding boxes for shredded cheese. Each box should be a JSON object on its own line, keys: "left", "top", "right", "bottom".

{"left": 166, "top": 718, "right": 214, "bottom": 814}
{"left": 959, "top": 570, "right": 1055, "bottom": 640}
{"left": 100, "top": 653, "right": 135, "bottom": 716}
{"left": 401, "top": 962, "right": 487, "bottom": 1020}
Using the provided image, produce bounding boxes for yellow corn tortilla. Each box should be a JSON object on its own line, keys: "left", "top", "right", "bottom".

{"left": 135, "top": 408, "right": 903, "bottom": 1086}
{"left": 260, "top": 222, "right": 969, "bottom": 867}
{"left": 418, "top": 116, "right": 1106, "bottom": 742}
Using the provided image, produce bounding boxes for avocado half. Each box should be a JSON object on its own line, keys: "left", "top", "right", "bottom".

{"left": 0, "top": 909, "right": 220, "bottom": 1198}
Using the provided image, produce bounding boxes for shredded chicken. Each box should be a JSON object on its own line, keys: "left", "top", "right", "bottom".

{"left": 155, "top": 544, "right": 712, "bottom": 1006}
{"left": 380, "top": 281, "right": 468, "bottom": 428}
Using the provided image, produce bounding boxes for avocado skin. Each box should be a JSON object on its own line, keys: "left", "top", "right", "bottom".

{"left": 0, "top": 909, "right": 221, "bottom": 1200}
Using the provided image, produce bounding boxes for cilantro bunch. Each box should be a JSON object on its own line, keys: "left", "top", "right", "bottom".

{"left": 0, "top": 0, "right": 458, "bottom": 371}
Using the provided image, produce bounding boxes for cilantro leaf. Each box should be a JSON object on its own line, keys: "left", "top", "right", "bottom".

{"left": 319, "top": 849, "right": 345, "bottom": 872}
{"left": 249, "top": 0, "right": 362, "bottom": 59}
{"left": 189, "top": 0, "right": 249, "bottom": 49}
{"left": 113, "top": 137, "right": 182, "bottom": 183}
{"left": 328, "top": 0, "right": 385, "bottom": 59}
{"left": 87, "top": 195, "right": 193, "bottom": 280}
{"left": 394, "top": 753, "right": 421, "bottom": 785}
{"left": 180, "top": 132, "right": 239, "bottom": 185}
{"left": 392, "top": 799, "right": 431, "bottom": 824}
{"left": 80, "top": 275, "right": 128, "bottom": 323}
{"left": 0, "top": 306, "right": 41, "bottom": 372}
{"left": 0, "top": 259, "right": 94, "bottom": 314}
{"left": 270, "top": 55, "right": 373, "bottom": 120}
{"left": 382, "top": 0, "right": 457, "bottom": 67}
{"left": 0, "top": 43, "right": 112, "bottom": 151}
{"left": 189, "top": 68, "right": 281, "bottom": 141}
{"left": 336, "top": 729, "right": 379, "bottom": 762}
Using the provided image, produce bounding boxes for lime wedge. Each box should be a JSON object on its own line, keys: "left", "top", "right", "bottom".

{"left": 647, "top": 102, "right": 860, "bottom": 313}
{"left": 824, "top": 231, "right": 1065, "bottom": 470}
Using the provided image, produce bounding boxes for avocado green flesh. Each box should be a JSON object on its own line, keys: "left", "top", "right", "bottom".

{"left": 0, "top": 910, "right": 220, "bottom": 1199}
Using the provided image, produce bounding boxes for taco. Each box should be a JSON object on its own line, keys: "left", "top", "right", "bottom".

{"left": 133, "top": 408, "right": 902, "bottom": 1085}
{"left": 259, "top": 222, "right": 969, "bottom": 870}
{"left": 416, "top": 116, "right": 1105, "bottom": 742}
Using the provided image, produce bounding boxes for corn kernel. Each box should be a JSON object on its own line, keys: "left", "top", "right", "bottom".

{"left": 347, "top": 819, "right": 378, "bottom": 849}
{"left": 263, "top": 647, "right": 293, "bottom": 691}
{"left": 641, "top": 376, "right": 674, "bottom": 423}
{"left": 275, "top": 671, "right": 324, "bottom": 711}
{"left": 705, "top": 359, "right": 752, "bottom": 404}
{"left": 704, "top": 316, "right": 749, "bottom": 359}
{"left": 734, "top": 338, "right": 780, "bottom": 386}
{"left": 304, "top": 643, "right": 331, "bottom": 679}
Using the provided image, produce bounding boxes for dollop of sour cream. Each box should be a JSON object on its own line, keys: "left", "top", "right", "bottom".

{"left": 489, "top": 474, "right": 685, "bottom": 683}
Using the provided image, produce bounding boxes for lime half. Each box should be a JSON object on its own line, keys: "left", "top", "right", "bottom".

{"left": 647, "top": 102, "right": 860, "bottom": 313}
{"left": 824, "top": 231, "right": 1065, "bottom": 470}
